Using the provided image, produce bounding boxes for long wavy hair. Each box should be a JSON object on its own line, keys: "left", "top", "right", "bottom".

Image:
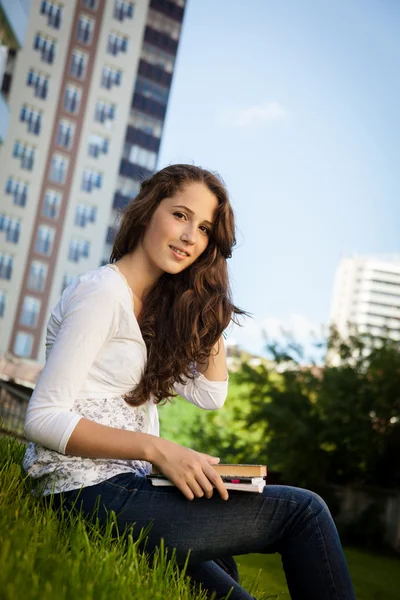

{"left": 110, "top": 164, "right": 247, "bottom": 407}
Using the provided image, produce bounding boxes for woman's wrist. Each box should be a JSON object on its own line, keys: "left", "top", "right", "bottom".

{"left": 143, "top": 433, "right": 165, "bottom": 464}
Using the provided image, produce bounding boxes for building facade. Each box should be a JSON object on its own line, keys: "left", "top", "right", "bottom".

{"left": 330, "top": 255, "right": 400, "bottom": 342}
{"left": 0, "top": 0, "right": 32, "bottom": 143}
{"left": 0, "top": 0, "right": 186, "bottom": 363}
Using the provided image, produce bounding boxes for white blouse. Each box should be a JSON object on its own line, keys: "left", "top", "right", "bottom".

{"left": 23, "top": 264, "right": 228, "bottom": 495}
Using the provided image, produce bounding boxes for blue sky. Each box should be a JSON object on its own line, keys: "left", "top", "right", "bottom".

{"left": 158, "top": 0, "right": 400, "bottom": 357}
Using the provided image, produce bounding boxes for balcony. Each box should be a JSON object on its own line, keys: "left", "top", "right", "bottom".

{"left": 144, "top": 26, "right": 178, "bottom": 55}
{"left": 119, "top": 160, "right": 153, "bottom": 181}
{"left": 150, "top": 0, "right": 184, "bottom": 22}
{"left": 138, "top": 59, "right": 172, "bottom": 88}
{"left": 132, "top": 92, "right": 166, "bottom": 120}
{"left": 125, "top": 125, "right": 160, "bottom": 153}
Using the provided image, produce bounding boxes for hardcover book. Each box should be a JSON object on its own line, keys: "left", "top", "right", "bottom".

{"left": 148, "top": 464, "right": 268, "bottom": 493}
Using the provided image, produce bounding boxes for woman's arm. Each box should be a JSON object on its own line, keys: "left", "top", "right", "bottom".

{"left": 172, "top": 336, "right": 229, "bottom": 409}
{"left": 66, "top": 418, "right": 229, "bottom": 502}
{"left": 195, "top": 336, "right": 228, "bottom": 381}
{"left": 24, "top": 277, "right": 120, "bottom": 453}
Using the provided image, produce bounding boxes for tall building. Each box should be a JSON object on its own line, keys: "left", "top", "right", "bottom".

{"left": 330, "top": 255, "right": 400, "bottom": 342}
{"left": 0, "top": 0, "right": 32, "bottom": 143}
{"left": 0, "top": 0, "right": 186, "bottom": 364}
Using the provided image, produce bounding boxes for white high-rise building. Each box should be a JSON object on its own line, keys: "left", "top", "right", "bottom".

{"left": 330, "top": 255, "right": 400, "bottom": 342}
{"left": 0, "top": 0, "right": 186, "bottom": 363}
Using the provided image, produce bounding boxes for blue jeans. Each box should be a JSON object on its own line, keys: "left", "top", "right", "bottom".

{"left": 51, "top": 473, "right": 356, "bottom": 600}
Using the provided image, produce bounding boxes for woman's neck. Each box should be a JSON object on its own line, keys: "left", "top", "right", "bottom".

{"left": 114, "top": 248, "right": 162, "bottom": 302}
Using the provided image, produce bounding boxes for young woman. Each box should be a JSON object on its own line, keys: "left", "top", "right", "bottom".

{"left": 23, "top": 164, "right": 355, "bottom": 600}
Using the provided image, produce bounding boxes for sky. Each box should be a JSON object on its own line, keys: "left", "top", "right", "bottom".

{"left": 158, "top": 0, "right": 400, "bottom": 358}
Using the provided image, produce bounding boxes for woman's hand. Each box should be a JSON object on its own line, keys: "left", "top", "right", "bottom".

{"left": 149, "top": 437, "right": 229, "bottom": 501}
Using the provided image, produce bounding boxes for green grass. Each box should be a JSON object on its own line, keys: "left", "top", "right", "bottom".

{"left": 235, "top": 547, "right": 400, "bottom": 600}
{"left": 1, "top": 435, "right": 398, "bottom": 600}
{"left": 0, "top": 436, "right": 270, "bottom": 600}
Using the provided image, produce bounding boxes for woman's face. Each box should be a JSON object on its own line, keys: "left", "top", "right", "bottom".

{"left": 141, "top": 182, "right": 219, "bottom": 275}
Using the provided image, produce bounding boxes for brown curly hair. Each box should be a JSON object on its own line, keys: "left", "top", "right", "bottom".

{"left": 110, "top": 164, "right": 246, "bottom": 407}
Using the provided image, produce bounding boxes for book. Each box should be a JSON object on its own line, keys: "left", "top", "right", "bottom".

{"left": 211, "top": 464, "right": 267, "bottom": 478}
{"left": 151, "top": 463, "right": 267, "bottom": 478}
{"left": 148, "top": 474, "right": 266, "bottom": 493}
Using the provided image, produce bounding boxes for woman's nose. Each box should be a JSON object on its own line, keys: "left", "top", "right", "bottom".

{"left": 181, "top": 226, "right": 196, "bottom": 245}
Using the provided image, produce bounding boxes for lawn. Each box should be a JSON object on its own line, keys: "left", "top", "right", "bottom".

{"left": 235, "top": 547, "right": 400, "bottom": 600}
{"left": 1, "top": 434, "right": 399, "bottom": 600}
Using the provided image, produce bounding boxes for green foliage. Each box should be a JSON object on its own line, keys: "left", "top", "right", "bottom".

{"left": 182, "top": 327, "right": 400, "bottom": 491}
{"left": 172, "top": 374, "right": 267, "bottom": 464}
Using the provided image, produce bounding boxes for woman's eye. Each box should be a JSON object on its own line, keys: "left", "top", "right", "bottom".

{"left": 174, "top": 212, "right": 186, "bottom": 220}
{"left": 199, "top": 226, "right": 210, "bottom": 235}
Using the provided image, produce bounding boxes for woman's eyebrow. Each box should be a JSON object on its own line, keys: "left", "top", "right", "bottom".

{"left": 172, "top": 205, "right": 213, "bottom": 227}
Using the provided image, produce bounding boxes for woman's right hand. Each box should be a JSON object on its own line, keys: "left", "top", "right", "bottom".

{"left": 149, "top": 437, "right": 229, "bottom": 501}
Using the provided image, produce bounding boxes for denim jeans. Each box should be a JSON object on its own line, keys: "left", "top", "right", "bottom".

{"left": 50, "top": 473, "right": 356, "bottom": 600}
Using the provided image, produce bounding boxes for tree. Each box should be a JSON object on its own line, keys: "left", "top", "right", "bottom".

{"left": 188, "top": 327, "right": 400, "bottom": 489}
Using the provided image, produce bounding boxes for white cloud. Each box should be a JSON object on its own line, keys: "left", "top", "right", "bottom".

{"left": 226, "top": 313, "right": 327, "bottom": 363}
{"left": 216, "top": 101, "right": 288, "bottom": 128}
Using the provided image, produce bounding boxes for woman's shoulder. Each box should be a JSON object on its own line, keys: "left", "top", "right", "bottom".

{"left": 63, "top": 265, "right": 128, "bottom": 305}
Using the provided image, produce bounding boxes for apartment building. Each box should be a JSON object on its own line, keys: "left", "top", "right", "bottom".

{"left": 330, "top": 255, "right": 400, "bottom": 342}
{"left": 0, "top": 0, "right": 32, "bottom": 142}
{"left": 0, "top": 0, "right": 186, "bottom": 363}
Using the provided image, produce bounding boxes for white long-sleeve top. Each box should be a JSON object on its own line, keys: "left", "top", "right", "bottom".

{"left": 23, "top": 264, "right": 228, "bottom": 495}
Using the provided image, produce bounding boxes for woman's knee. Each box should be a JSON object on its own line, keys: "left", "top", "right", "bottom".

{"left": 275, "top": 485, "right": 332, "bottom": 517}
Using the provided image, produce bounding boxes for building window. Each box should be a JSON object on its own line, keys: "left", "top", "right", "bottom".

{"left": 74, "top": 203, "right": 96, "bottom": 228}
{"left": 62, "top": 273, "right": 77, "bottom": 293}
{"left": 40, "top": 1, "right": 63, "bottom": 29}
{"left": 35, "top": 225, "right": 55, "bottom": 256}
{"left": 114, "top": 0, "right": 134, "bottom": 22}
{"left": 88, "top": 133, "right": 109, "bottom": 158}
{"left": 101, "top": 66, "right": 122, "bottom": 90}
{"left": 70, "top": 50, "right": 88, "bottom": 79}
{"left": 94, "top": 100, "right": 115, "bottom": 124}
{"left": 20, "top": 104, "right": 42, "bottom": 135}
{"left": 20, "top": 296, "right": 41, "bottom": 328}
{"left": 130, "top": 110, "right": 162, "bottom": 137}
{"left": 13, "top": 141, "right": 35, "bottom": 170}
{"left": 5, "top": 177, "right": 28, "bottom": 207}
{"left": 0, "top": 290, "right": 5, "bottom": 318}
{"left": 124, "top": 144, "right": 157, "bottom": 170}
{"left": 81, "top": 169, "right": 102, "bottom": 192}
{"left": 26, "top": 69, "right": 49, "bottom": 99}
{"left": 136, "top": 76, "right": 168, "bottom": 105}
{"left": 57, "top": 119, "right": 74, "bottom": 149}
{"left": 0, "top": 214, "right": 21, "bottom": 244}
{"left": 49, "top": 154, "right": 68, "bottom": 184}
{"left": 0, "top": 254, "right": 13, "bottom": 280}
{"left": 77, "top": 15, "right": 94, "bottom": 45}
{"left": 68, "top": 239, "right": 90, "bottom": 262}
{"left": 42, "top": 189, "right": 62, "bottom": 219}
{"left": 107, "top": 32, "right": 128, "bottom": 56}
{"left": 14, "top": 332, "right": 34, "bottom": 358}
{"left": 83, "top": 0, "right": 98, "bottom": 9}
{"left": 64, "top": 84, "right": 81, "bottom": 114}
{"left": 28, "top": 261, "right": 48, "bottom": 292}
{"left": 33, "top": 33, "right": 56, "bottom": 64}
